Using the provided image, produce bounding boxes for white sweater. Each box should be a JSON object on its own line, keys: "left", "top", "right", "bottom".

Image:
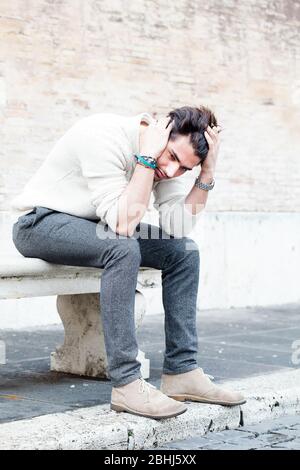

{"left": 11, "top": 112, "right": 202, "bottom": 237}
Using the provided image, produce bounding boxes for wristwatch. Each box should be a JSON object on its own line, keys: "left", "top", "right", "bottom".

{"left": 194, "top": 175, "right": 215, "bottom": 191}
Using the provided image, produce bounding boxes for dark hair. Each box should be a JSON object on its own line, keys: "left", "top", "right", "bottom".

{"left": 167, "top": 105, "right": 218, "bottom": 165}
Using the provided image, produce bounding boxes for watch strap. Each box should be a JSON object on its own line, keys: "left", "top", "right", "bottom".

{"left": 194, "top": 176, "right": 215, "bottom": 191}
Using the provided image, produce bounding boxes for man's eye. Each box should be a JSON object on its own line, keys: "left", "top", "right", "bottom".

{"left": 170, "top": 153, "right": 190, "bottom": 172}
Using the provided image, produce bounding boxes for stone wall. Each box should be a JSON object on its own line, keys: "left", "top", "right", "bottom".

{"left": 0, "top": 0, "right": 299, "bottom": 212}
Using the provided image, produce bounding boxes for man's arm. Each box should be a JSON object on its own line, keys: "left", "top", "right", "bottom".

{"left": 184, "top": 169, "right": 215, "bottom": 215}
{"left": 116, "top": 164, "right": 155, "bottom": 236}
{"left": 185, "top": 125, "right": 220, "bottom": 216}
{"left": 117, "top": 117, "right": 173, "bottom": 237}
{"left": 152, "top": 125, "right": 221, "bottom": 237}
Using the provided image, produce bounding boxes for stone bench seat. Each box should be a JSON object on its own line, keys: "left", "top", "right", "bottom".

{"left": 0, "top": 216, "right": 161, "bottom": 379}
{"left": 0, "top": 254, "right": 160, "bottom": 299}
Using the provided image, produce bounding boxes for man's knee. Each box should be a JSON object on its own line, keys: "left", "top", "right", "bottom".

{"left": 185, "top": 237, "right": 200, "bottom": 271}
{"left": 166, "top": 236, "right": 200, "bottom": 265}
{"left": 108, "top": 238, "right": 142, "bottom": 266}
{"left": 183, "top": 237, "right": 200, "bottom": 256}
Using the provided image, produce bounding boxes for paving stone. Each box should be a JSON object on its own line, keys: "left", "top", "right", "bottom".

{"left": 204, "top": 430, "right": 255, "bottom": 441}
{"left": 243, "top": 419, "right": 292, "bottom": 435}
{"left": 201, "top": 442, "right": 258, "bottom": 450}
{"left": 163, "top": 416, "right": 300, "bottom": 450}
{"left": 159, "top": 437, "right": 213, "bottom": 450}
{"left": 271, "top": 440, "right": 300, "bottom": 450}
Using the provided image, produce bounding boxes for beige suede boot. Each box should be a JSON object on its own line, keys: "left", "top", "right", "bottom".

{"left": 111, "top": 378, "right": 187, "bottom": 420}
{"left": 160, "top": 368, "right": 246, "bottom": 406}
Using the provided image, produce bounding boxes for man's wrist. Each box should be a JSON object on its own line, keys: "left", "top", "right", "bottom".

{"left": 135, "top": 154, "right": 157, "bottom": 170}
{"left": 199, "top": 170, "right": 215, "bottom": 183}
{"left": 139, "top": 149, "right": 158, "bottom": 160}
{"left": 195, "top": 170, "right": 215, "bottom": 191}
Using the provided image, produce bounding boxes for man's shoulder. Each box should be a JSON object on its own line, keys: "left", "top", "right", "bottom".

{"left": 73, "top": 112, "right": 126, "bottom": 127}
{"left": 73, "top": 111, "right": 152, "bottom": 127}
{"left": 61, "top": 113, "right": 129, "bottom": 144}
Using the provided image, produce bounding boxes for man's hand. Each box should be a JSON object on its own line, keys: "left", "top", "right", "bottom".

{"left": 201, "top": 125, "right": 222, "bottom": 176}
{"left": 140, "top": 117, "right": 173, "bottom": 160}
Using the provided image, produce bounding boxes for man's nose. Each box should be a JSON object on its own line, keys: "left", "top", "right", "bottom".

{"left": 165, "top": 162, "right": 180, "bottom": 178}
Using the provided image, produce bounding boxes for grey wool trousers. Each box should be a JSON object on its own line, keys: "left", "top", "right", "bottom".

{"left": 12, "top": 206, "right": 200, "bottom": 387}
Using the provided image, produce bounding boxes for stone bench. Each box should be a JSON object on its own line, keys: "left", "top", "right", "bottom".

{"left": 0, "top": 215, "right": 161, "bottom": 379}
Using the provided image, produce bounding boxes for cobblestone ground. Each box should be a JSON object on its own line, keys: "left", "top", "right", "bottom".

{"left": 158, "top": 415, "right": 300, "bottom": 450}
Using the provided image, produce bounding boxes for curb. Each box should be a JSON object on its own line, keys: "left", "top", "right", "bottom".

{"left": 0, "top": 369, "right": 299, "bottom": 450}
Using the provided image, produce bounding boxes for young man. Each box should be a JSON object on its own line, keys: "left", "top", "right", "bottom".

{"left": 11, "top": 106, "right": 246, "bottom": 420}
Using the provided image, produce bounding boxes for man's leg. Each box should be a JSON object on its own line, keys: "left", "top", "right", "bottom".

{"left": 134, "top": 223, "right": 200, "bottom": 374}
{"left": 12, "top": 207, "right": 143, "bottom": 387}
{"left": 134, "top": 223, "right": 246, "bottom": 407}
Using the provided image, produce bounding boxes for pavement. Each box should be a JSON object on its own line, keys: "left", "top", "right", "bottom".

{"left": 0, "top": 303, "right": 299, "bottom": 449}
{"left": 157, "top": 414, "right": 300, "bottom": 450}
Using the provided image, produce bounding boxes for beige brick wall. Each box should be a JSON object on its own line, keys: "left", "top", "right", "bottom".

{"left": 0, "top": 0, "right": 299, "bottom": 212}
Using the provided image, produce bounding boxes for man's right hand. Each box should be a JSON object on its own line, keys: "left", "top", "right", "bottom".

{"left": 140, "top": 117, "right": 173, "bottom": 160}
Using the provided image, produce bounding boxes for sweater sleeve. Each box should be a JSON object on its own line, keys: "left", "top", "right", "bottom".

{"left": 71, "top": 119, "right": 129, "bottom": 233}
{"left": 152, "top": 176, "right": 203, "bottom": 238}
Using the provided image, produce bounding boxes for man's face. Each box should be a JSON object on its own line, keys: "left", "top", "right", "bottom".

{"left": 153, "top": 135, "right": 200, "bottom": 181}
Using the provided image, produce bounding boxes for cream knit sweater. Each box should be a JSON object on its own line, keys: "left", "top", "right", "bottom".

{"left": 11, "top": 112, "right": 202, "bottom": 237}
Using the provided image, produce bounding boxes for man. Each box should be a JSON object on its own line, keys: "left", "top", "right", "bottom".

{"left": 11, "top": 105, "right": 246, "bottom": 420}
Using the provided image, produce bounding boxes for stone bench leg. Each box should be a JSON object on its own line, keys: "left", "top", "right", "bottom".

{"left": 50, "top": 290, "right": 150, "bottom": 379}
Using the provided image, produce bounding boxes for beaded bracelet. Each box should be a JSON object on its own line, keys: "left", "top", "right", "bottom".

{"left": 134, "top": 154, "right": 157, "bottom": 170}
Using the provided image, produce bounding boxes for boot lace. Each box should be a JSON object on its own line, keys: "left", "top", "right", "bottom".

{"left": 138, "top": 378, "right": 156, "bottom": 403}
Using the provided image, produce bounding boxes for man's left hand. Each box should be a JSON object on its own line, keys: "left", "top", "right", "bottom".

{"left": 201, "top": 125, "right": 222, "bottom": 175}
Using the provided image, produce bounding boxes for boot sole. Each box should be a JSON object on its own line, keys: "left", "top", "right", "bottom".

{"left": 110, "top": 402, "right": 187, "bottom": 420}
{"left": 168, "top": 394, "right": 247, "bottom": 407}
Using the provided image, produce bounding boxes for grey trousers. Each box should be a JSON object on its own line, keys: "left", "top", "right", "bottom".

{"left": 12, "top": 206, "right": 200, "bottom": 387}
